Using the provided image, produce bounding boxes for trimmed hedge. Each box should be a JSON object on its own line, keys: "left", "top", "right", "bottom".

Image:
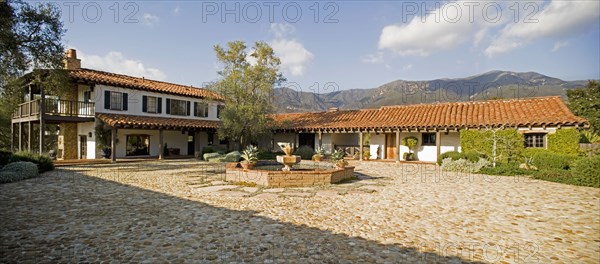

{"left": 203, "top": 152, "right": 222, "bottom": 161}
{"left": 437, "top": 150, "right": 484, "bottom": 165}
{"left": 570, "top": 156, "right": 600, "bottom": 188}
{"left": 0, "top": 161, "right": 39, "bottom": 183}
{"left": 222, "top": 151, "right": 241, "bottom": 162}
{"left": 547, "top": 129, "right": 580, "bottom": 155}
{"left": 10, "top": 152, "right": 54, "bottom": 173}
{"left": 293, "top": 146, "right": 314, "bottom": 160}
{"left": 478, "top": 163, "right": 535, "bottom": 176}
{"left": 441, "top": 158, "right": 491, "bottom": 173}
{"left": 529, "top": 151, "right": 578, "bottom": 170}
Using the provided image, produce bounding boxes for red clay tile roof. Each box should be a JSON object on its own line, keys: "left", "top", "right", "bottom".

{"left": 70, "top": 68, "right": 224, "bottom": 101}
{"left": 97, "top": 113, "right": 221, "bottom": 130}
{"left": 272, "top": 96, "right": 589, "bottom": 131}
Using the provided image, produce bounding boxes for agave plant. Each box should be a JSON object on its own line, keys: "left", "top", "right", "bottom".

{"left": 331, "top": 149, "right": 345, "bottom": 161}
{"left": 315, "top": 146, "right": 325, "bottom": 155}
{"left": 241, "top": 145, "right": 258, "bottom": 164}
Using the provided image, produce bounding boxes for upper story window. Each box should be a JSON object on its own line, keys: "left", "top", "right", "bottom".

{"left": 194, "top": 102, "right": 209, "bottom": 118}
{"left": 142, "top": 95, "right": 162, "bottom": 114}
{"left": 524, "top": 133, "right": 546, "bottom": 148}
{"left": 166, "top": 98, "right": 190, "bottom": 116}
{"left": 83, "top": 91, "right": 91, "bottom": 103}
{"left": 217, "top": 105, "right": 224, "bottom": 119}
{"left": 104, "top": 91, "right": 128, "bottom": 111}
{"left": 422, "top": 133, "right": 436, "bottom": 146}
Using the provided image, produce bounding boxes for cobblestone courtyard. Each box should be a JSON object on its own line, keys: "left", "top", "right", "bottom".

{"left": 1, "top": 159, "right": 598, "bottom": 263}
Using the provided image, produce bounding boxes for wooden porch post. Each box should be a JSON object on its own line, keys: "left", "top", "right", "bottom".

{"left": 158, "top": 129, "right": 164, "bottom": 160}
{"left": 396, "top": 129, "right": 400, "bottom": 163}
{"left": 27, "top": 121, "right": 32, "bottom": 152}
{"left": 359, "top": 131, "right": 364, "bottom": 161}
{"left": 39, "top": 119, "right": 44, "bottom": 155}
{"left": 18, "top": 122, "right": 23, "bottom": 152}
{"left": 111, "top": 127, "right": 117, "bottom": 163}
{"left": 318, "top": 131, "right": 322, "bottom": 149}
{"left": 10, "top": 123, "right": 14, "bottom": 152}
{"left": 436, "top": 131, "right": 442, "bottom": 160}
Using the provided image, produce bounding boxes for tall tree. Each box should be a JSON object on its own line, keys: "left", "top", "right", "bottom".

{"left": 567, "top": 80, "right": 600, "bottom": 134}
{"left": 0, "top": 0, "right": 66, "bottom": 150}
{"left": 213, "top": 41, "right": 285, "bottom": 149}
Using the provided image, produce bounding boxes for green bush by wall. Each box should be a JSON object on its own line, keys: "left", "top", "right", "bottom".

{"left": 293, "top": 146, "right": 315, "bottom": 160}
{"left": 9, "top": 152, "right": 54, "bottom": 173}
{"left": 547, "top": 129, "right": 580, "bottom": 155}
{"left": 0, "top": 161, "right": 39, "bottom": 183}
{"left": 570, "top": 156, "right": 600, "bottom": 188}
{"left": 460, "top": 129, "right": 524, "bottom": 163}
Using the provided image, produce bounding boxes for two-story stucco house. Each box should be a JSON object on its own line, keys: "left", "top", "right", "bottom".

{"left": 11, "top": 49, "right": 225, "bottom": 161}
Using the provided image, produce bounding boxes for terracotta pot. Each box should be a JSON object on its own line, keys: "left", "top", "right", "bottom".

{"left": 241, "top": 162, "right": 255, "bottom": 170}
{"left": 312, "top": 154, "right": 323, "bottom": 162}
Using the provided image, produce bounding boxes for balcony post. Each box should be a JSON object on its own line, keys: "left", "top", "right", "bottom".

{"left": 436, "top": 131, "right": 442, "bottom": 160}
{"left": 111, "top": 127, "right": 117, "bottom": 163}
{"left": 18, "top": 122, "right": 23, "bottom": 152}
{"left": 359, "top": 131, "right": 363, "bottom": 161}
{"left": 27, "top": 121, "right": 32, "bottom": 152}
{"left": 39, "top": 87, "right": 45, "bottom": 155}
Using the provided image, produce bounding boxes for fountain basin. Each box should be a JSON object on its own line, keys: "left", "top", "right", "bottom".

{"left": 225, "top": 161, "right": 354, "bottom": 187}
{"left": 276, "top": 155, "right": 301, "bottom": 171}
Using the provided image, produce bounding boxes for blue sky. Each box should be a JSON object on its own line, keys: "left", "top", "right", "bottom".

{"left": 45, "top": 0, "right": 600, "bottom": 91}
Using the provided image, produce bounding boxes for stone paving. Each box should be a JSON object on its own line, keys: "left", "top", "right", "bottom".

{"left": 1, "top": 159, "right": 598, "bottom": 263}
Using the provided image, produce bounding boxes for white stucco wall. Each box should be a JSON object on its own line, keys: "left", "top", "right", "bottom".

{"left": 274, "top": 133, "right": 296, "bottom": 150}
{"left": 368, "top": 134, "right": 385, "bottom": 159}
{"left": 440, "top": 132, "right": 461, "bottom": 154}
{"left": 90, "top": 84, "right": 222, "bottom": 121}
{"left": 320, "top": 134, "right": 333, "bottom": 154}
{"left": 331, "top": 133, "right": 359, "bottom": 148}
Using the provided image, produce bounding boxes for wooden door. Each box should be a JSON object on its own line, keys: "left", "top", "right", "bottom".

{"left": 386, "top": 134, "right": 396, "bottom": 160}
{"left": 79, "top": 135, "right": 87, "bottom": 159}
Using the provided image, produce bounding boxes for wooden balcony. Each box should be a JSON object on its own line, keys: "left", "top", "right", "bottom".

{"left": 12, "top": 99, "right": 95, "bottom": 123}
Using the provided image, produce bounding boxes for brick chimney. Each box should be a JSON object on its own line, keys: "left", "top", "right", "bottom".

{"left": 328, "top": 107, "right": 339, "bottom": 112}
{"left": 64, "top": 49, "right": 81, "bottom": 69}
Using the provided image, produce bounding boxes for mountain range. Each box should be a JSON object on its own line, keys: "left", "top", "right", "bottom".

{"left": 271, "top": 70, "right": 590, "bottom": 113}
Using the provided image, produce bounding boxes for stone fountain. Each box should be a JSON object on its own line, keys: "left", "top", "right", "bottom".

{"left": 276, "top": 143, "right": 301, "bottom": 171}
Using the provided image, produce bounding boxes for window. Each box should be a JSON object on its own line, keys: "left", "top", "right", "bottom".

{"left": 422, "top": 133, "right": 436, "bottom": 146}
{"left": 147, "top": 96, "right": 157, "bottom": 113}
{"left": 126, "top": 135, "right": 150, "bottom": 156}
{"left": 110, "top": 91, "right": 123, "bottom": 110}
{"left": 104, "top": 91, "right": 127, "bottom": 111}
{"left": 194, "top": 102, "right": 209, "bottom": 117}
{"left": 168, "top": 99, "right": 189, "bottom": 116}
{"left": 524, "top": 133, "right": 546, "bottom": 148}
{"left": 217, "top": 105, "right": 224, "bottom": 118}
{"left": 83, "top": 91, "right": 91, "bottom": 103}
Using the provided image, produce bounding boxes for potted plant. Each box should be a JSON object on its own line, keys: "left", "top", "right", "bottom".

{"left": 331, "top": 149, "right": 348, "bottom": 168}
{"left": 363, "top": 150, "right": 371, "bottom": 160}
{"left": 401, "top": 136, "right": 418, "bottom": 161}
{"left": 95, "top": 121, "right": 116, "bottom": 159}
{"left": 312, "top": 146, "right": 325, "bottom": 162}
{"left": 241, "top": 145, "right": 258, "bottom": 170}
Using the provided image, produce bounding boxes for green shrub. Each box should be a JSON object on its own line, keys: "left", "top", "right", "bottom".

{"left": 570, "top": 156, "right": 600, "bottom": 188}
{"left": 441, "top": 158, "right": 491, "bottom": 173}
{"left": 437, "top": 150, "right": 484, "bottom": 165}
{"left": 208, "top": 157, "right": 225, "bottom": 163}
{"left": 0, "top": 161, "right": 39, "bottom": 183}
{"left": 479, "top": 163, "right": 535, "bottom": 176}
{"left": 222, "top": 151, "right": 241, "bottom": 162}
{"left": 547, "top": 129, "right": 580, "bottom": 155}
{"left": 203, "top": 152, "right": 222, "bottom": 161}
{"left": 293, "top": 146, "right": 314, "bottom": 160}
{"left": 532, "top": 169, "right": 575, "bottom": 185}
{"left": 10, "top": 152, "right": 54, "bottom": 173}
{"left": 257, "top": 151, "right": 282, "bottom": 160}
{"left": 201, "top": 146, "right": 215, "bottom": 159}
{"left": 0, "top": 150, "right": 12, "bottom": 167}
{"left": 530, "top": 151, "right": 577, "bottom": 170}
{"left": 438, "top": 151, "right": 463, "bottom": 165}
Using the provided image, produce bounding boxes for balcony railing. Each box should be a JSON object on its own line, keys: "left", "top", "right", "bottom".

{"left": 13, "top": 99, "right": 95, "bottom": 119}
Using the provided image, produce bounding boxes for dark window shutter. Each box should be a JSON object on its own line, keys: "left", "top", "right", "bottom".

{"left": 122, "top": 93, "right": 128, "bottom": 111}
{"left": 193, "top": 102, "right": 198, "bottom": 117}
{"left": 166, "top": 99, "right": 171, "bottom": 114}
{"left": 157, "top": 98, "right": 162, "bottom": 113}
{"left": 142, "top": 96, "right": 147, "bottom": 112}
{"left": 186, "top": 101, "right": 191, "bottom": 116}
{"left": 104, "top": 91, "right": 110, "bottom": 109}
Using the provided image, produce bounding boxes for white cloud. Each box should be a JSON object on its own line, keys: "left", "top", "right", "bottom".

{"left": 142, "top": 13, "right": 159, "bottom": 27}
{"left": 172, "top": 6, "right": 181, "bottom": 15}
{"left": 378, "top": 0, "right": 496, "bottom": 56}
{"left": 485, "top": 1, "right": 599, "bottom": 57}
{"left": 269, "top": 23, "right": 313, "bottom": 76}
{"left": 552, "top": 41, "right": 569, "bottom": 52}
{"left": 402, "top": 64, "right": 413, "bottom": 71}
{"left": 362, "top": 52, "right": 384, "bottom": 63}
{"left": 77, "top": 50, "right": 167, "bottom": 81}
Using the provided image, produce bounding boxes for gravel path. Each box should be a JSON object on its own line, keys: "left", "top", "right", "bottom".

{"left": 1, "top": 159, "right": 598, "bottom": 263}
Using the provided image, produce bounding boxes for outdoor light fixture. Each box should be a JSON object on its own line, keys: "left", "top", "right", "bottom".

{"left": 88, "top": 132, "right": 93, "bottom": 137}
